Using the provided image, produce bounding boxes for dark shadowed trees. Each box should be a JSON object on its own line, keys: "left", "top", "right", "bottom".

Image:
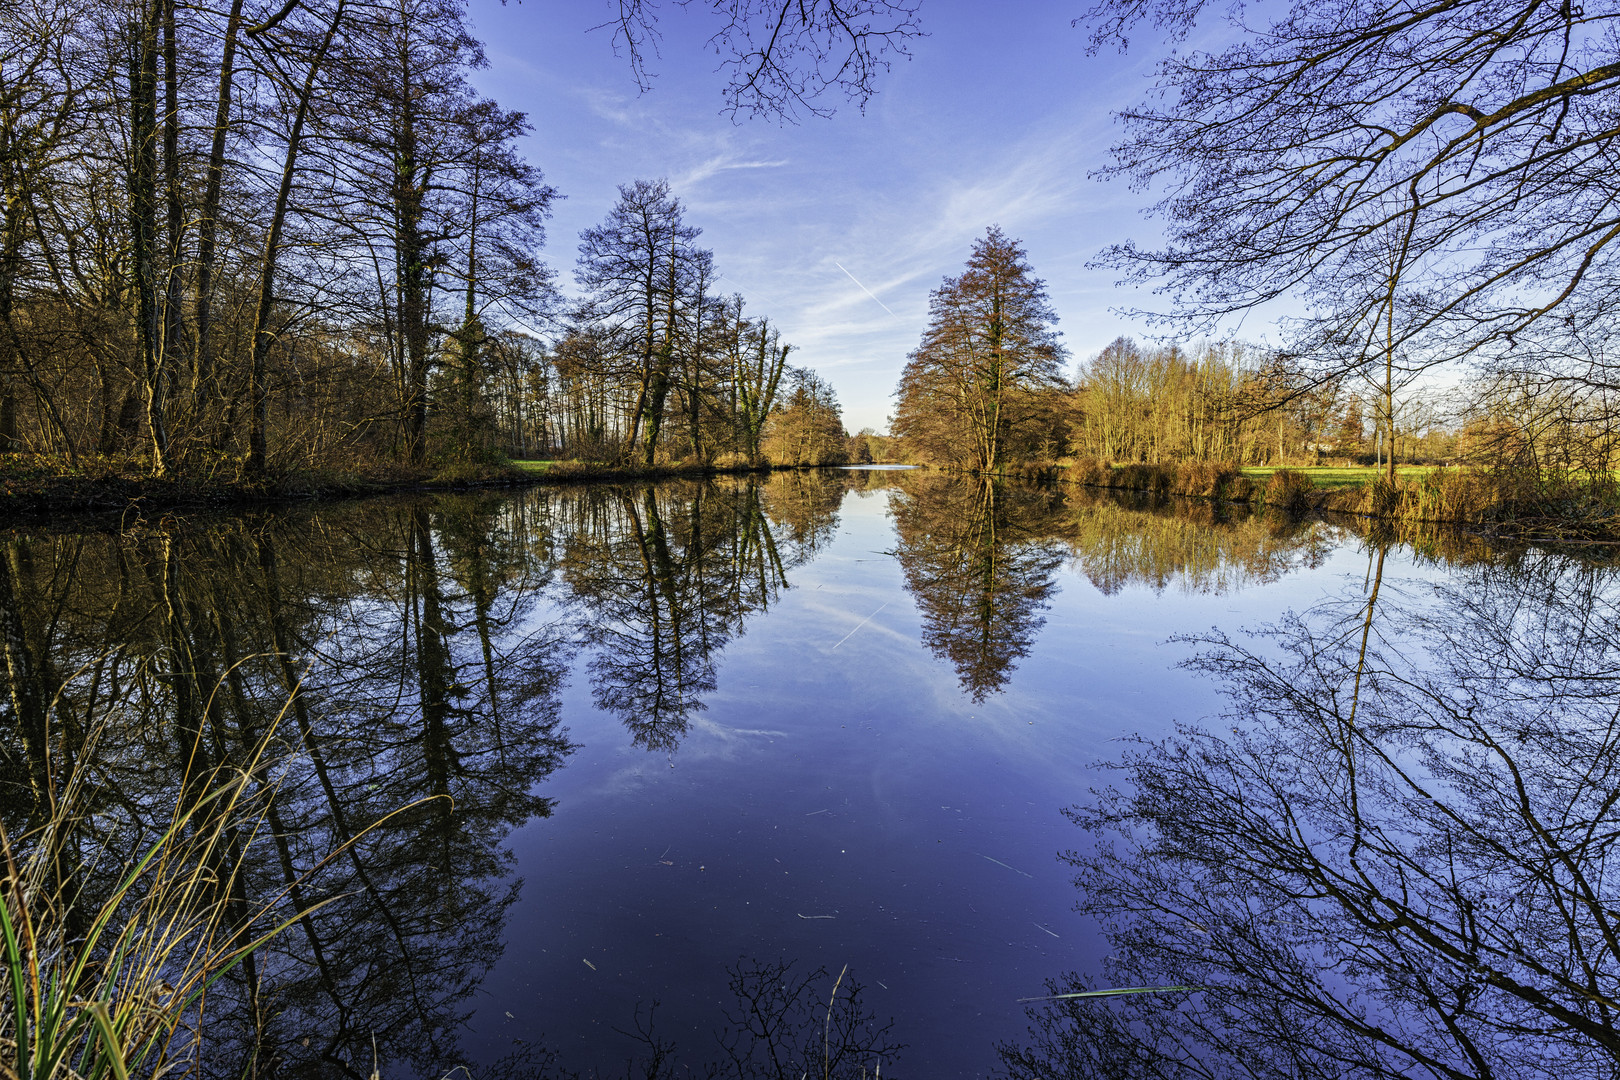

{"left": 575, "top": 179, "right": 705, "bottom": 466}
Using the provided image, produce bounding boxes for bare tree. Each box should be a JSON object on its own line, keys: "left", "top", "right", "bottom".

{"left": 1079, "top": 0, "right": 1620, "bottom": 394}
{"left": 893, "top": 226, "right": 1067, "bottom": 472}
{"left": 575, "top": 178, "right": 704, "bottom": 465}
{"left": 601, "top": 0, "right": 923, "bottom": 120}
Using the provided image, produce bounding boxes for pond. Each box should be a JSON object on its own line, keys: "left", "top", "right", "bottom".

{"left": 3, "top": 470, "right": 1616, "bottom": 1078}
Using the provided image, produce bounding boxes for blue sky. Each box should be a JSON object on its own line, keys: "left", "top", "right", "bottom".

{"left": 465, "top": 0, "right": 1189, "bottom": 433}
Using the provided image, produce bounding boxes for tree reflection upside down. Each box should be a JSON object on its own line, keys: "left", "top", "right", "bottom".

{"left": 1003, "top": 548, "right": 1620, "bottom": 1079}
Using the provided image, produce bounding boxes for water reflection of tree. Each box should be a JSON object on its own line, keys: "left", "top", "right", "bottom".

{"left": 562, "top": 476, "right": 842, "bottom": 750}
{"left": 0, "top": 498, "right": 574, "bottom": 1079}
{"left": 0, "top": 481, "right": 887, "bottom": 1076}
{"left": 1061, "top": 488, "right": 1336, "bottom": 595}
{"left": 594, "top": 959, "right": 904, "bottom": 1080}
{"left": 1001, "top": 547, "right": 1620, "bottom": 1079}
{"left": 759, "top": 470, "right": 850, "bottom": 557}
{"left": 891, "top": 474, "right": 1067, "bottom": 701}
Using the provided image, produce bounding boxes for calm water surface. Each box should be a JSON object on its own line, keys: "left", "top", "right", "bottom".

{"left": 3, "top": 470, "right": 1613, "bottom": 1078}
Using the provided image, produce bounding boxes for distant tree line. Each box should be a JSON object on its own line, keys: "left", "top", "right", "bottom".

{"left": 0, "top": 1, "right": 856, "bottom": 479}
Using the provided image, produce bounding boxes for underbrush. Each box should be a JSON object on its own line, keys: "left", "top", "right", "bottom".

{"left": 1057, "top": 458, "right": 1620, "bottom": 533}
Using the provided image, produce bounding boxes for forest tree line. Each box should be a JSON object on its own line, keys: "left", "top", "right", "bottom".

{"left": 892, "top": 230, "right": 1620, "bottom": 479}
{"left": 0, "top": 0, "right": 855, "bottom": 480}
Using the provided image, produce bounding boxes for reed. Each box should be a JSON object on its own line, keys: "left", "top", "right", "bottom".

{"left": 1006, "top": 459, "right": 1061, "bottom": 482}
{"left": 1323, "top": 466, "right": 1620, "bottom": 535}
{"left": 0, "top": 683, "right": 408, "bottom": 1079}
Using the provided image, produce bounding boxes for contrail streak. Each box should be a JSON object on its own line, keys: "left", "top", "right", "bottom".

{"left": 830, "top": 601, "right": 890, "bottom": 650}
{"left": 834, "top": 261, "right": 899, "bottom": 319}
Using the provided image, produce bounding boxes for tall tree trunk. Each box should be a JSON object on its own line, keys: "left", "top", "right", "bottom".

{"left": 193, "top": 0, "right": 247, "bottom": 423}
{"left": 129, "top": 0, "right": 168, "bottom": 475}
{"left": 396, "top": 57, "right": 431, "bottom": 467}
{"left": 0, "top": 188, "right": 26, "bottom": 456}
{"left": 455, "top": 169, "right": 480, "bottom": 457}
{"left": 247, "top": 0, "right": 347, "bottom": 477}
{"left": 161, "top": 0, "right": 185, "bottom": 465}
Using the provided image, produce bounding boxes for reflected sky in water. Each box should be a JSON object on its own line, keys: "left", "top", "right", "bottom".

{"left": 463, "top": 479, "right": 1398, "bottom": 1075}
{"left": 0, "top": 473, "right": 1568, "bottom": 1078}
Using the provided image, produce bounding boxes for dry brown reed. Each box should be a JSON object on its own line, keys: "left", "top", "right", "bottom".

{"left": 1062, "top": 460, "right": 1255, "bottom": 503}
{"left": 1261, "top": 469, "right": 1317, "bottom": 515}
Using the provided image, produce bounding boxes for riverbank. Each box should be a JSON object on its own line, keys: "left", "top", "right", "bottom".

{"left": 1048, "top": 458, "right": 1620, "bottom": 541}
{"left": 0, "top": 454, "right": 792, "bottom": 516}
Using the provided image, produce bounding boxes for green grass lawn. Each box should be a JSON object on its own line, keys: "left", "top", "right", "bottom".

{"left": 509, "top": 459, "right": 560, "bottom": 472}
{"left": 1240, "top": 465, "right": 1438, "bottom": 489}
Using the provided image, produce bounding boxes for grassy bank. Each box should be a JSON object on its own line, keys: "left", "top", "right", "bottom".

{"left": 0, "top": 455, "right": 547, "bottom": 515}
{"left": 1053, "top": 459, "right": 1620, "bottom": 539}
{"left": 506, "top": 458, "right": 781, "bottom": 483}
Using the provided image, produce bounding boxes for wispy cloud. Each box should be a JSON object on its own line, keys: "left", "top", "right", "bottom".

{"left": 673, "top": 154, "right": 790, "bottom": 191}
{"left": 465, "top": 0, "right": 1165, "bottom": 432}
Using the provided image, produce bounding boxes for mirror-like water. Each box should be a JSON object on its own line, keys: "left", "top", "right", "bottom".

{"left": 3, "top": 471, "right": 1612, "bottom": 1078}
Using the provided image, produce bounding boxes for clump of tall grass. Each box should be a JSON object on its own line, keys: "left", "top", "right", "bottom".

{"left": 0, "top": 685, "right": 409, "bottom": 1080}
{"left": 1260, "top": 469, "right": 1316, "bottom": 515}
{"left": 1008, "top": 458, "right": 1061, "bottom": 482}
{"left": 1110, "top": 463, "right": 1174, "bottom": 497}
{"left": 1064, "top": 458, "right": 1113, "bottom": 487}
{"left": 1175, "top": 462, "right": 1252, "bottom": 501}
{"left": 1329, "top": 465, "right": 1620, "bottom": 534}
{"left": 0, "top": 710, "right": 326, "bottom": 1080}
{"left": 4, "top": 766, "right": 261, "bottom": 1077}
